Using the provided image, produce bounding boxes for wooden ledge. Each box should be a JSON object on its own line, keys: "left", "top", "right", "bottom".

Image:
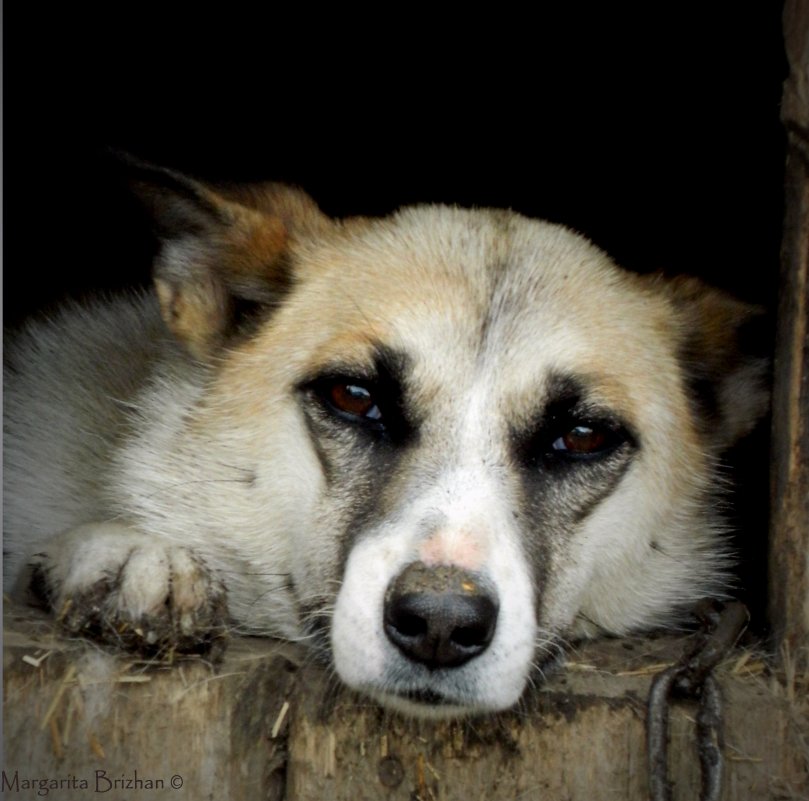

{"left": 3, "top": 602, "right": 806, "bottom": 800}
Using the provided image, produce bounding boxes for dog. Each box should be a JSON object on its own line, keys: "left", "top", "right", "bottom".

{"left": 3, "top": 159, "right": 769, "bottom": 718}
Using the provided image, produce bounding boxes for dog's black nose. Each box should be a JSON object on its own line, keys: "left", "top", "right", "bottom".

{"left": 383, "top": 562, "right": 498, "bottom": 669}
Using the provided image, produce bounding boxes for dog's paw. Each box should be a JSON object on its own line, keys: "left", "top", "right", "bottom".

{"left": 29, "top": 523, "right": 228, "bottom": 659}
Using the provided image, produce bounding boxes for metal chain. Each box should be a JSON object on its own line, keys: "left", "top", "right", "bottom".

{"left": 647, "top": 600, "right": 750, "bottom": 801}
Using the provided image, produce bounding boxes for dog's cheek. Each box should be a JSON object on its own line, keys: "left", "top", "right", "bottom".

{"left": 303, "top": 419, "right": 417, "bottom": 564}
{"left": 514, "top": 451, "right": 637, "bottom": 628}
{"left": 330, "top": 527, "right": 410, "bottom": 688}
{"left": 284, "top": 423, "right": 409, "bottom": 643}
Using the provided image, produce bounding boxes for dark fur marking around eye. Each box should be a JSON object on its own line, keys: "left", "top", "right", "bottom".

{"left": 511, "top": 374, "right": 638, "bottom": 471}
{"left": 299, "top": 344, "right": 417, "bottom": 447}
{"left": 510, "top": 374, "right": 640, "bottom": 594}
{"left": 296, "top": 343, "right": 422, "bottom": 581}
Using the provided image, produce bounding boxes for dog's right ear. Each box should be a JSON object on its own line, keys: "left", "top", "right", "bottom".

{"left": 645, "top": 273, "right": 771, "bottom": 453}
{"left": 116, "top": 153, "right": 330, "bottom": 360}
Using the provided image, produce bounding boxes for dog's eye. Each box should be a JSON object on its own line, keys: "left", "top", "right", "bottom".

{"left": 552, "top": 425, "right": 607, "bottom": 455}
{"left": 550, "top": 422, "right": 625, "bottom": 459}
{"left": 303, "top": 361, "right": 412, "bottom": 444}
{"left": 328, "top": 382, "right": 383, "bottom": 422}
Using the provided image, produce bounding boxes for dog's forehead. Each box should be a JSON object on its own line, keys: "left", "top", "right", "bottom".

{"left": 288, "top": 207, "right": 677, "bottom": 395}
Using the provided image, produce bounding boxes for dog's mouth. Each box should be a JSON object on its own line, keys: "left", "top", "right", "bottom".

{"left": 398, "top": 687, "right": 454, "bottom": 706}
{"left": 367, "top": 684, "right": 479, "bottom": 718}
{"left": 366, "top": 637, "right": 566, "bottom": 718}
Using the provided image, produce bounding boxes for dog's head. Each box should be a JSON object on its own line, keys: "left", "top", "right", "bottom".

{"left": 128, "top": 160, "right": 769, "bottom": 717}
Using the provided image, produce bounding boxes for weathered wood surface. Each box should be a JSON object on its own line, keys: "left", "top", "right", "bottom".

{"left": 770, "top": 0, "right": 809, "bottom": 660}
{"left": 4, "top": 604, "right": 806, "bottom": 801}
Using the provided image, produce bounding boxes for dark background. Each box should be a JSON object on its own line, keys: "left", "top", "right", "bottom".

{"left": 4, "top": 6, "right": 788, "bottom": 628}
{"left": 4, "top": 7, "right": 787, "bottom": 324}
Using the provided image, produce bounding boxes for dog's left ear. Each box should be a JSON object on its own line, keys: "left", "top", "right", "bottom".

{"left": 118, "top": 153, "right": 330, "bottom": 359}
{"left": 648, "top": 274, "right": 771, "bottom": 452}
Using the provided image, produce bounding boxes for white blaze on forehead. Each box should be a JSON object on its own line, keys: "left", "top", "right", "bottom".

{"left": 416, "top": 376, "right": 512, "bottom": 571}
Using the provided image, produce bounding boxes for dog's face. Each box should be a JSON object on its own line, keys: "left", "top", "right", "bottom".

{"left": 130, "top": 162, "right": 768, "bottom": 716}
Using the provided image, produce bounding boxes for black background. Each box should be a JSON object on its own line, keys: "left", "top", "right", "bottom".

{"left": 4, "top": 6, "right": 788, "bottom": 627}
{"left": 5, "top": 6, "right": 787, "bottom": 324}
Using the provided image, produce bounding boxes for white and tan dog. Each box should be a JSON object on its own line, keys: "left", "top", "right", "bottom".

{"left": 3, "top": 160, "right": 768, "bottom": 717}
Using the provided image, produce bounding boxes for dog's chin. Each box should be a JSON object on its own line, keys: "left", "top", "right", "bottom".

{"left": 350, "top": 642, "right": 565, "bottom": 719}
{"left": 366, "top": 687, "right": 499, "bottom": 720}
{"left": 368, "top": 690, "right": 494, "bottom": 720}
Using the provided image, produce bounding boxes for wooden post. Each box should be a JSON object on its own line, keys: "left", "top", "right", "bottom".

{"left": 770, "top": 0, "right": 809, "bottom": 662}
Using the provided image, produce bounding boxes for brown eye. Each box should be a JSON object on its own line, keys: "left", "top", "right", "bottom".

{"left": 552, "top": 425, "right": 608, "bottom": 455}
{"left": 329, "top": 383, "right": 382, "bottom": 421}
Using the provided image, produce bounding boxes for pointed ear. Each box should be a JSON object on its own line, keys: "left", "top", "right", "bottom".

{"left": 118, "top": 153, "right": 330, "bottom": 359}
{"left": 647, "top": 274, "right": 771, "bottom": 452}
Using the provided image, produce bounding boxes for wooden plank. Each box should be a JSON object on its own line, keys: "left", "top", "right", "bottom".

{"left": 2, "top": 604, "right": 298, "bottom": 801}
{"left": 286, "top": 640, "right": 806, "bottom": 801}
{"left": 770, "top": 0, "right": 809, "bottom": 661}
{"left": 3, "top": 604, "right": 806, "bottom": 800}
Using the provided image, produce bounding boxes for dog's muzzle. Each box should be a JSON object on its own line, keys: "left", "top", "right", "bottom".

{"left": 383, "top": 561, "right": 498, "bottom": 670}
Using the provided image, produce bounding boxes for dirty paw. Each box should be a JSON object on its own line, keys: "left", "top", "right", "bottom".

{"left": 30, "top": 529, "right": 228, "bottom": 659}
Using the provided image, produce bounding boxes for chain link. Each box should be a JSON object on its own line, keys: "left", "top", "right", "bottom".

{"left": 647, "top": 600, "right": 750, "bottom": 801}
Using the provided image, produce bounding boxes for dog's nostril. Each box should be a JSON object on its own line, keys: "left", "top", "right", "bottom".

{"left": 388, "top": 603, "right": 429, "bottom": 638}
{"left": 383, "top": 562, "right": 498, "bottom": 670}
{"left": 451, "top": 622, "right": 489, "bottom": 648}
